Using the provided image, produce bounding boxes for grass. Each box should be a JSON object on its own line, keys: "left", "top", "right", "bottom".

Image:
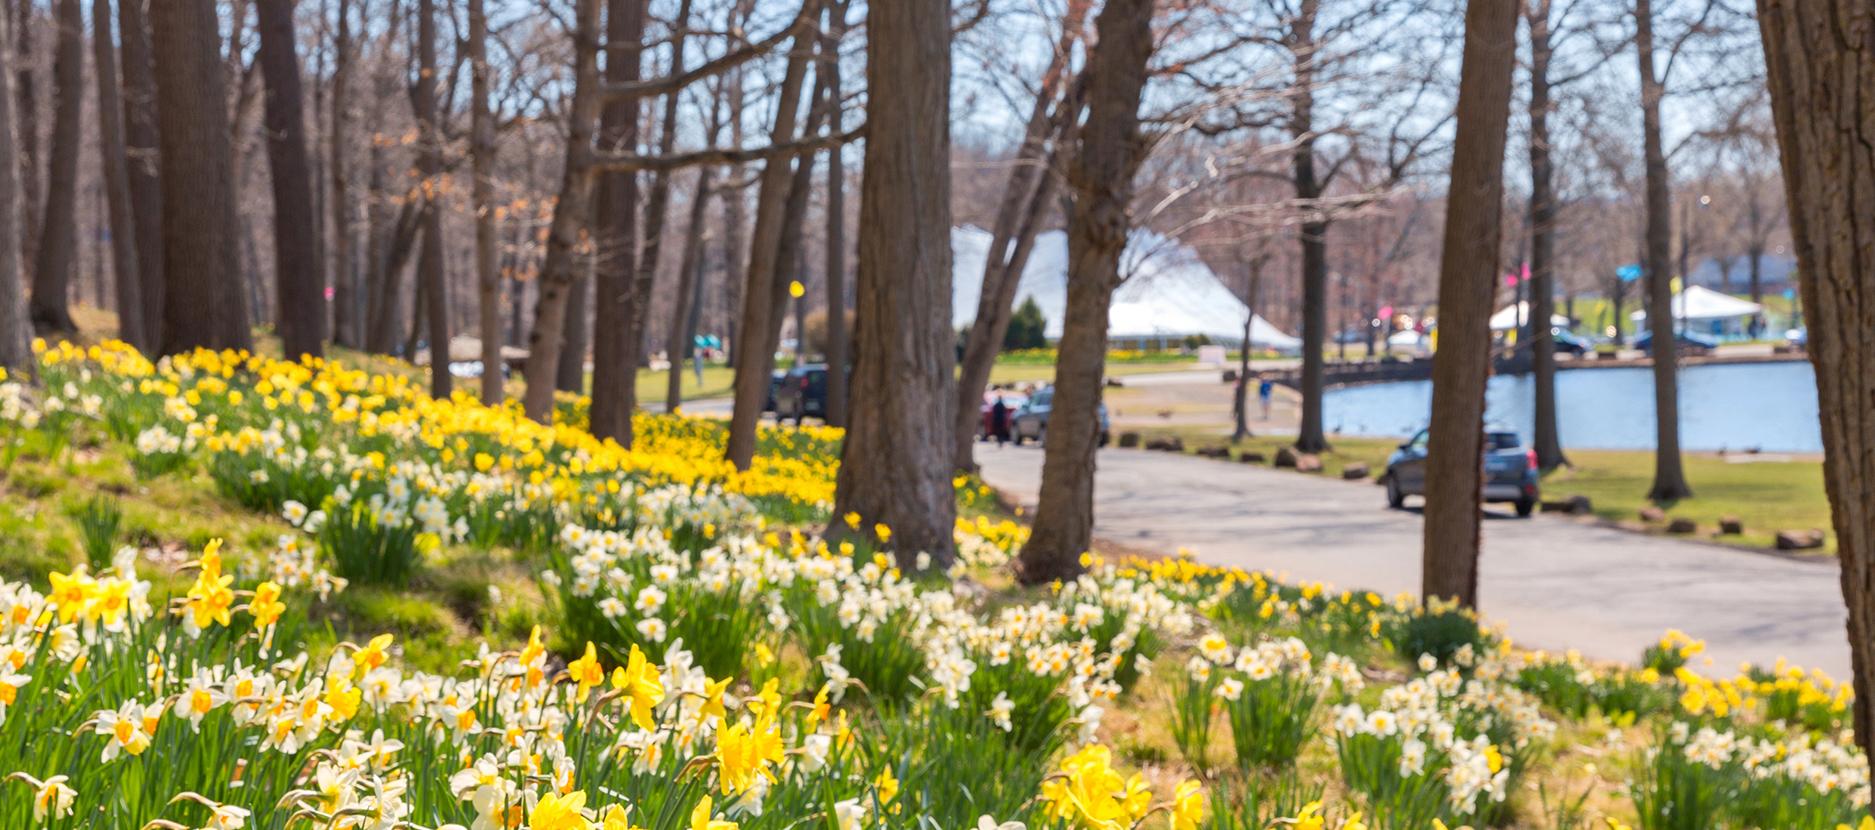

{"left": 1111, "top": 423, "right": 1399, "bottom": 479}
{"left": 1544, "top": 449, "right": 1833, "bottom": 553}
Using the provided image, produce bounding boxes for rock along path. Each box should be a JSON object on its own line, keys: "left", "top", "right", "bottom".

{"left": 974, "top": 443, "right": 1850, "bottom": 677}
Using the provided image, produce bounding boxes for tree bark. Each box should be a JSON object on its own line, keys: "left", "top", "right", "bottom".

{"left": 1526, "top": 0, "right": 1565, "bottom": 471}
{"left": 557, "top": 267, "right": 589, "bottom": 392}
{"left": 14, "top": 0, "right": 36, "bottom": 280}
{"left": 587, "top": 0, "right": 648, "bottom": 441}
{"left": 1017, "top": 0, "right": 1154, "bottom": 584}
{"left": 118, "top": 0, "right": 160, "bottom": 346}
{"left": 1756, "top": 0, "right": 1875, "bottom": 789}
{"left": 414, "top": 0, "right": 447, "bottom": 397}
{"left": 1291, "top": 0, "right": 1330, "bottom": 454}
{"left": 520, "top": 0, "right": 602, "bottom": 422}
{"left": 330, "top": 0, "right": 356, "bottom": 348}
{"left": 1420, "top": 0, "right": 1519, "bottom": 609}
{"left": 469, "top": 0, "right": 500, "bottom": 403}
{"left": 830, "top": 0, "right": 957, "bottom": 567}
{"left": 1636, "top": 0, "right": 1691, "bottom": 502}
{"left": 150, "top": 0, "right": 250, "bottom": 354}
{"left": 951, "top": 11, "right": 1083, "bottom": 470}
{"left": 820, "top": 0, "right": 849, "bottom": 428}
{"left": 91, "top": 0, "right": 143, "bottom": 352}
{"left": 1233, "top": 259, "right": 1264, "bottom": 442}
{"left": 256, "top": 0, "right": 325, "bottom": 361}
{"left": 0, "top": 5, "right": 28, "bottom": 369}
{"left": 28, "top": 0, "right": 80, "bottom": 335}
{"left": 723, "top": 0, "right": 819, "bottom": 470}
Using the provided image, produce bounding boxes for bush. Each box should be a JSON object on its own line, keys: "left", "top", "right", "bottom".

{"left": 1002, "top": 296, "right": 1048, "bottom": 351}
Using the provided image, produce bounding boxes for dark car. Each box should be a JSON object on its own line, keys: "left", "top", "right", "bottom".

{"left": 763, "top": 369, "right": 786, "bottom": 413}
{"left": 1633, "top": 329, "right": 1718, "bottom": 356}
{"left": 1012, "top": 386, "right": 1111, "bottom": 447}
{"left": 773, "top": 364, "right": 831, "bottom": 424}
{"left": 1384, "top": 427, "right": 1539, "bottom": 517}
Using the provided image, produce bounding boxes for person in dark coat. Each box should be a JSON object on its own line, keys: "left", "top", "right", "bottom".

{"left": 990, "top": 395, "right": 1011, "bottom": 447}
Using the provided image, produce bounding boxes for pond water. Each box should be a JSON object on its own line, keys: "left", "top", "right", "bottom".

{"left": 1321, "top": 360, "right": 1823, "bottom": 452}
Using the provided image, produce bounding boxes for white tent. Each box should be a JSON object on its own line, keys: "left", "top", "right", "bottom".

{"left": 1629, "top": 285, "right": 1763, "bottom": 322}
{"left": 951, "top": 226, "right": 1302, "bottom": 352}
{"left": 1488, "top": 302, "right": 1571, "bottom": 332}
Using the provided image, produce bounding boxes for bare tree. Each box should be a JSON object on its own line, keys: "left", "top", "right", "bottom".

{"left": 468, "top": 0, "right": 498, "bottom": 401}
{"left": 1755, "top": 0, "right": 1875, "bottom": 788}
{"left": 819, "top": 0, "right": 849, "bottom": 427}
{"left": 831, "top": 0, "right": 957, "bottom": 566}
{"left": 588, "top": 0, "right": 647, "bottom": 442}
{"left": 0, "top": 5, "right": 28, "bottom": 369}
{"left": 1017, "top": 0, "right": 1156, "bottom": 584}
{"left": 15, "top": 0, "right": 36, "bottom": 278}
{"left": 28, "top": 0, "right": 80, "bottom": 334}
{"left": 257, "top": 0, "right": 326, "bottom": 360}
{"left": 1421, "top": 0, "right": 1519, "bottom": 609}
{"left": 950, "top": 1, "right": 1086, "bottom": 470}
{"left": 414, "top": 0, "right": 447, "bottom": 396}
{"left": 1635, "top": 0, "right": 1691, "bottom": 502}
{"left": 722, "top": 2, "right": 818, "bottom": 469}
{"left": 91, "top": 0, "right": 143, "bottom": 351}
{"left": 151, "top": 0, "right": 250, "bottom": 353}
{"left": 118, "top": 0, "right": 161, "bottom": 347}
{"left": 329, "top": 0, "right": 356, "bottom": 348}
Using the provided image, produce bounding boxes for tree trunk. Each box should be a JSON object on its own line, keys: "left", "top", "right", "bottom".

{"left": 950, "top": 10, "right": 1084, "bottom": 469}
{"left": 665, "top": 165, "right": 714, "bottom": 411}
{"left": 1526, "top": 0, "right": 1565, "bottom": 471}
{"left": 818, "top": 0, "right": 848, "bottom": 428}
{"left": 723, "top": 0, "right": 818, "bottom": 470}
{"left": 1420, "top": 0, "right": 1519, "bottom": 609}
{"left": 256, "top": 0, "right": 325, "bottom": 361}
{"left": 1291, "top": 0, "right": 1330, "bottom": 454}
{"left": 830, "top": 0, "right": 957, "bottom": 567}
{"left": 91, "top": 0, "right": 143, "bottom": 352}
{"left": 118, "top": 0, "right": 160, "bottom": 346}
{"left": 1017, "top": 0, "right": 1154, "bottom": 585}
{"left": 15, "top": 0, "right": 35, "bottom": 280}
{"left": 1756, "top": 0, "right": 1875, "bottom": 789}
{"left": 1233, "top": 260, "right": 1263, "bottom": 442}
{"left": 557, "top": 268, "right": 589, "bottom": 392}
{"left": 414, "top": 0, "right": 447, "bottom": 397}
{"left": 1636, "top": 0, "right": 1691, "bottom": 502}
{"left": 469, "top": 0, "right": 500, "bottom": 403}
{"left": 0, "top": 4, "right": 28, "bottom": 369}
{"left": 28, "top": 0, "right": 79, "bottom": 335}
{"left": 150, "top": 0, "right": 250, "bottom": 354}
{"left": 520, "top": 0, "right": 602, "bottom": 422}
{"left": 330, "top": 0, "right": 356, "bottom": 348}
{"left": 587, "top": 0, "right": 647, "bottom": 442}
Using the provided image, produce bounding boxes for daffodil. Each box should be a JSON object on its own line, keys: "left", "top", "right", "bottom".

{"left": 531, "top": 789, "right": 591, "bottom": 830}
{"left": 567, "top": 642, "right": 606, "bottom": 703}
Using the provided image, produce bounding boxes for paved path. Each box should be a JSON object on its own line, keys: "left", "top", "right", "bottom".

{"left": 975, "top": 443, "right": 1850, "bottom": 676}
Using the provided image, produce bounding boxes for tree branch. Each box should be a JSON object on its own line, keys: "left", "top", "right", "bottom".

{"left": 590, "top": 123, "right": 864, "bottom": 173}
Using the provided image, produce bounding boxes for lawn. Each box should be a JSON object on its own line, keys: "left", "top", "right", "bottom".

{"left": 1543, "top": 449, "right": 1834, "bottom": 552}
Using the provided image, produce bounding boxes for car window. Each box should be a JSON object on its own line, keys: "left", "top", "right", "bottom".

{"left": 1485, "top": 432, "right": 1521, "bottom": 450}
{"left": 1034, "top": 391, "right": 1052, "bottom": 406}
{"left": 1408, "top": 429, "right": 1429, "bottom": 450}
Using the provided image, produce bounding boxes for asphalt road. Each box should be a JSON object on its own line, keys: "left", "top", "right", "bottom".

{"left": 974, "top": 442, "right": 1851, "bottom": 676}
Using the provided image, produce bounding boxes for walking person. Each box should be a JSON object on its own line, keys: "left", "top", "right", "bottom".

{"left": 1257, "top": 374, "right": 1274, "bottom": 421}
{"left": 990, "top": 394, "right": 1011, "bottom": 448}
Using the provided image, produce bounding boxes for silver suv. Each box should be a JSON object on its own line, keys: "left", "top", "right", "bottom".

{"left": 1012, "top": 387, "right": 1112, "bottom": 447}
{"left": 1384, "top": 427, "right": 1540, "bottom": 517}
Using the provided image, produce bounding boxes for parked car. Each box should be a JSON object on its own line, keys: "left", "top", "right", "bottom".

{"left": 1786, "top": 327, "right": 1808, "bottom": 350}
{"left": 773, "top": 364, "right": 834, "bottom": 424}
{"left": 1012, "top": 386, "right": 1111, "bottom": 447}
{"left": 978, "top": 390, "right": 1029, "bottom": 440}
{"left": 1384, "top": 427, "right": 1539, "bottom": 517}
{"left": 1633, "top": 329, "right": 1719, "bottom": 356}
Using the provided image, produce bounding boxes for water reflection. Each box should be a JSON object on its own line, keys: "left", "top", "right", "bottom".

{"left": 1321, "top": 361, "right": 1821, "bottom": 452}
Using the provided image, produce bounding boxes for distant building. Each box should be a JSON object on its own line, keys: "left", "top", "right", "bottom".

{"left": 950, "top": 226, "right": 1301, "bottom": 352}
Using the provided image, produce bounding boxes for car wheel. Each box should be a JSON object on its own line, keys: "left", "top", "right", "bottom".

{"left": 1386, "top": 475, "right": 1405, "bottom": 509}
{"left": 1037, "top": 425, "right": 1048, "bottom": 446}
{"left": 1515, "top": 498, "right": 1536, "bottom": 518}
{"left": 1098, "top": 431, "right": 1111, "bottom": 448}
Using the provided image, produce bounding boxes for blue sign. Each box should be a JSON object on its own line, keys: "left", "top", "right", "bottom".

{"left": 1617, "top": 264, "right": 1643, "bottom": 283}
